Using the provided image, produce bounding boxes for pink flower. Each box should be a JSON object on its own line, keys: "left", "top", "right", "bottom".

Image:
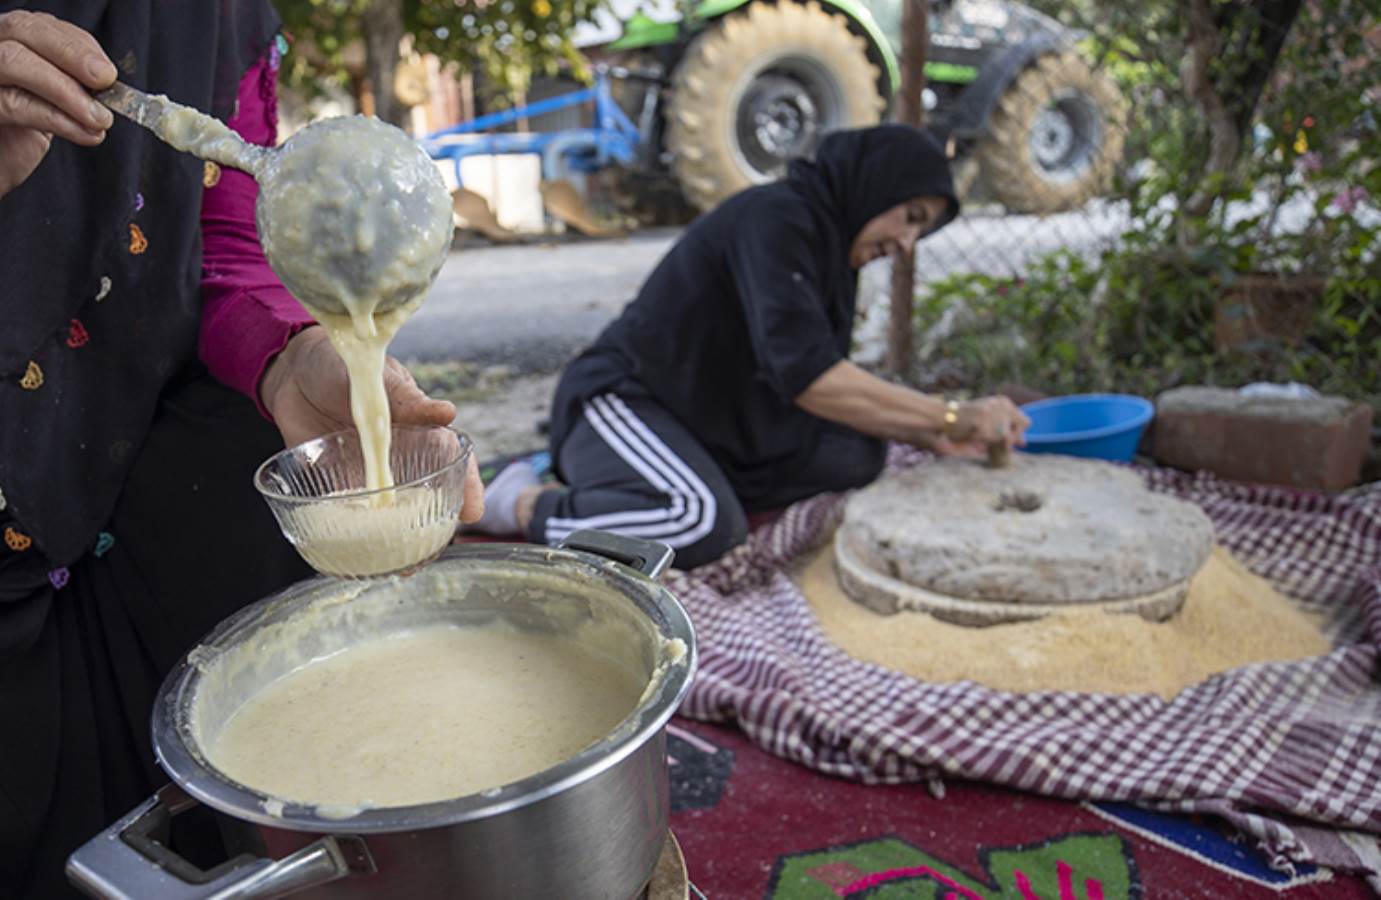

{"left": 1332, "top": 186, "right": 1368, "bottom": 213}
{"left": 1297, "top": 151, "right": 1322, "bottom": 174}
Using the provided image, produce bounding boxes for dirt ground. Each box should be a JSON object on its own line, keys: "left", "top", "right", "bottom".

{"left": 411, "top": 361, "right": 558, "bottom": 461}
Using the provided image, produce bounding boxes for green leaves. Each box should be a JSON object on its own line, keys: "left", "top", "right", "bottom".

{"left": 274, "top": 0, "right": 608, "bottom": 100}
{"left": 914, "top": 244, "right": 1377, "bottom": 409}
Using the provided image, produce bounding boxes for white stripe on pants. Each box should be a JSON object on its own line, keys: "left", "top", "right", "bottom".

{"left": 543, "top": 394, "right": 719, "bottom": 548}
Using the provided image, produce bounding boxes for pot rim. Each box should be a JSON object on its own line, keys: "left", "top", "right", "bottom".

{"left": 151, "top": 542, "right": 697, "bottom": 833}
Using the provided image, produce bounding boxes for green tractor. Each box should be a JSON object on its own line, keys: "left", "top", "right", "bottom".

{"left": 591, "top": 0, "right": 1126, "bottom": 217}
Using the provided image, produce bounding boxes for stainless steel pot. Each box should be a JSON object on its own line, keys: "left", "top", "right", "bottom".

{"left": 67, "top": 531, "right": 696, "bottom": 899}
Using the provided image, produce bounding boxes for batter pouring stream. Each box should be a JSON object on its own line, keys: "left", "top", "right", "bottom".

{"left": 122, "top": 96, "right": 455, "bottom": 492}
{"left": 253, "top": 117, "right": 454, "bottom": 493}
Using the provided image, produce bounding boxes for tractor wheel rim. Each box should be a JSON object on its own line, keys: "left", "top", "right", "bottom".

{"left": 1027, "top": 89, "right": 1103, "bottom": 185}
{"left": 732, "top": 58, "right": 845, "bottom": 182}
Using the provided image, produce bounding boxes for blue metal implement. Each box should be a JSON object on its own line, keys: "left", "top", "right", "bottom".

{"left": 419, "top": 70, "right": 643, "bottom": 184}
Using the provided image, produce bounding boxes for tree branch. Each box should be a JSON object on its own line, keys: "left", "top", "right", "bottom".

{"left": 361, "top": 0, "right": 407, "bottom": 128}
{"left": 1179, "top": 0, "right": 1241, "bottom": 232}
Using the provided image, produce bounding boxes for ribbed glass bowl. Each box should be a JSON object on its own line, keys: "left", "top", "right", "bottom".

{"left": 254, "top": 426, "right": 472, "bottom": 578}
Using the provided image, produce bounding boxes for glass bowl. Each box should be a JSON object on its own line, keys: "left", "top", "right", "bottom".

{"left": 255, "top": 425, "right": 473, "bottom": 578}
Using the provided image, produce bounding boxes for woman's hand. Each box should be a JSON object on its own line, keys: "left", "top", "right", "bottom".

{"left": 795, "top": 362, "right": 1032, "bottom": 460}
{"left": 0, "top": 11, "right": 117, "bottom": 198}
{"left": 926, "top": 395, "right": 1031, "bottom": 459}
{"left": 260, "top": 327, "right": 484, "bottom": 523}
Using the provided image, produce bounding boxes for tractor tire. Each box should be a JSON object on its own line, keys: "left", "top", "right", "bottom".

{"left": 976, "top": 50, "right": 1125, "bottom": 215}
{"left": 666, "top": 1, "right": 885, "bottom": 212}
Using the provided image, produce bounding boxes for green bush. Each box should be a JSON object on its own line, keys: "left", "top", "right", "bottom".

{"left": 916, "top": 0, "right": 1379, "bottom": 410}
{"left": 914, "top": 257, "right": 1379, "bottom": 408}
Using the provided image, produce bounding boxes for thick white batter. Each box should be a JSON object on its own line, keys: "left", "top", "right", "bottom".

{"left": 310, "top": 304, "right": 417, "bottom": 496}
{"left": 254, "top": 117, "right": 453, "bottom": 326}
{"left": 206, "top": 624, "right": 646, "bottom": 808}
{"left": 159, "top": 103, "right": 269, "bottom": 175}
{"left": 283, "top": 489, "right": 456, "bottom": 577}
{"left": 253, "top": 117, "right": 453, "bottom": 495}
{"left": 152, "top": 105, "right": 454, "bottom": 497}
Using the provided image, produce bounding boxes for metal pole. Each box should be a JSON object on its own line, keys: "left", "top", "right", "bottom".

{"left": 886, "top": 0, "right": 930, "bottom": 379}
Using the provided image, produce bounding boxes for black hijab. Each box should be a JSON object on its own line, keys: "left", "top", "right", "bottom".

{"left": 789, "top": 123, "right": 961, "bottom": 244}
{"left": 0, "top": 0, "right": 280, "bottom": 572}
{"left": 779, "top": 123, "right": 961, "bottom": 353}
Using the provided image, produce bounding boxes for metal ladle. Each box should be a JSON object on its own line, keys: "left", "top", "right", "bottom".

{"left": 97, "top": 81, "right": 454, "bottom": 320}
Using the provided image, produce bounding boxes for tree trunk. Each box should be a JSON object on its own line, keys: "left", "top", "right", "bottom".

{"left": 1223, "top": 0, "right": 1302, "bottom": 136}
{"left": 1178, "top": 0, "right": 1302, "bottom": 247}
{"left": 1179, "top": 0, "right": 1238, "bottom": 231}
{"left": 885, "top": 0, "right": 930, "bottom": 379}
{"left": 361, "top": 0, "right": 407, "bottom": 128}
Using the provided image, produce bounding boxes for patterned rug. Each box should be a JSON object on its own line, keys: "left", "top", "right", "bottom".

{"left": 667, "top": 717, "right": 1374, "bottom": 897}
{"left": 662, "top": 449, "right": 1381, "bottom": 890}
{"left": 469, "top": 449, "right": 1381, "bottom": 890}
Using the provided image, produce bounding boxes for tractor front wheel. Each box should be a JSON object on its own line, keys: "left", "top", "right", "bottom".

{"left": 666, "top": 1, "right": 886, "bottom": 212}
{"left": 976, "top": 50, "right": 1125, "bottom": 214}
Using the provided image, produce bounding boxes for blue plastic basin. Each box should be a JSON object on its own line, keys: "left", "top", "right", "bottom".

{"left": 1018, "top": 393, "right": 1154, "bottom": 462}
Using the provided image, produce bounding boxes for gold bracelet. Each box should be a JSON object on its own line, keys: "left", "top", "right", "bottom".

{"left": 942, "top": 399, "right": 960, "bottom": 438}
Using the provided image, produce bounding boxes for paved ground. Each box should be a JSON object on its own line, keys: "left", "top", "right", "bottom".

{"left": 393, "top": 202, "right": 1130, "bottom": 375}
{"left": 393, "top": 229, "right": 680, "bottom": 370}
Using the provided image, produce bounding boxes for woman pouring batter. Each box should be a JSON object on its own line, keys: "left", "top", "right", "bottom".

{"left": 474, "top": 125, "right": 1030, "bottom": 568}
{"left": 0, "top": 5, "right": 481, "bottom": 896}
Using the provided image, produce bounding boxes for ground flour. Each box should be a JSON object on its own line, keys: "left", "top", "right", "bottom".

{"left": 797, "top": 537, "right": 1330, "bottom": 699}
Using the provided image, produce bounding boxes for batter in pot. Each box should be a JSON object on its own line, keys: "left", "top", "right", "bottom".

{"left": 207, "top": 624, "right": 646, "bottom": 808}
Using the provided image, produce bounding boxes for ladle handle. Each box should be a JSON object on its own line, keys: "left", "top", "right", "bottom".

{"left": 560, "top": 529, "right": 675, "bottom": 580}
{"left": 95, "top": 80, "right": 268, "bottom": 176}
{"left": 66, "top": 783, "right": 370, "bottom": 899}
{"left": 95, "top": 81, "right": 165, "bottom": 132}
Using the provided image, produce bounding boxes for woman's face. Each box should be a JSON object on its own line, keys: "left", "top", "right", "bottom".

{"left": 848, "top": 196, "right": 949, "bottom": 268}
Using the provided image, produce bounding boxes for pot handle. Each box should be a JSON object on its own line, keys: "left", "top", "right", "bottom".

{"left": 67, "top": 783, "right": 372, "bottom": 899}
{"left": 560, "top": 529, "right": 675, "bottom": 580}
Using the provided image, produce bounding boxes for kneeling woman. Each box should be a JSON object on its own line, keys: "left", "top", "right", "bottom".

{"left": 481, "top": 125, "right": 1030, "bottom": 567}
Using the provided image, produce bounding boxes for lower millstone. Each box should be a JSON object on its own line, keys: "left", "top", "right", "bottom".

{"left": 834, "top": 454, "right": 1215, "bottom": 626}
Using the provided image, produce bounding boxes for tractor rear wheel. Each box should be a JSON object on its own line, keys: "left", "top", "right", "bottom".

{"left": 976, "top": 50, "right": 1125, "bottom": 214}
{"left": 666, "top": 1, "right": 886, "bottom": 212}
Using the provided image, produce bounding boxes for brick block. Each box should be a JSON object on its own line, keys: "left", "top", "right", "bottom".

{"left": 1150, "top": 386, "right": 1375, "bottom": 491}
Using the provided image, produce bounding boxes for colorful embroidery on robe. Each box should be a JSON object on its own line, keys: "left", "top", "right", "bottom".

{"left": 95, "top": 275, "right": 113, "bottom": 302}
{"left": 67, "top": 319, "right": 90, "bottom": 348}
{"left": 203, "top": 161, "right": 221, "bottom": 188}
{"left": 20, "top": 361, "right": 43, "bottom": 390}
{"left": 129, "top": 223, "right": 148, "bottom": 254}
{"left": 4, "top": 526, "right": 32, "bottom": 552}
{"left": 94, "top": 532, "right": 116, "bottom": 557}
{"left": 48, "top": 568, "right": 70, "bottom": 590}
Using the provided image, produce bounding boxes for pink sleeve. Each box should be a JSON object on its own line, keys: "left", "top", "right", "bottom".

{"left": 199, "top": 50, "right": 316, "bottom": 419}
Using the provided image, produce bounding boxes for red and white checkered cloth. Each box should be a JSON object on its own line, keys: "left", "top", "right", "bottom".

{"left": 667, "top": 451, "right": 1381, "bottom": 886}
